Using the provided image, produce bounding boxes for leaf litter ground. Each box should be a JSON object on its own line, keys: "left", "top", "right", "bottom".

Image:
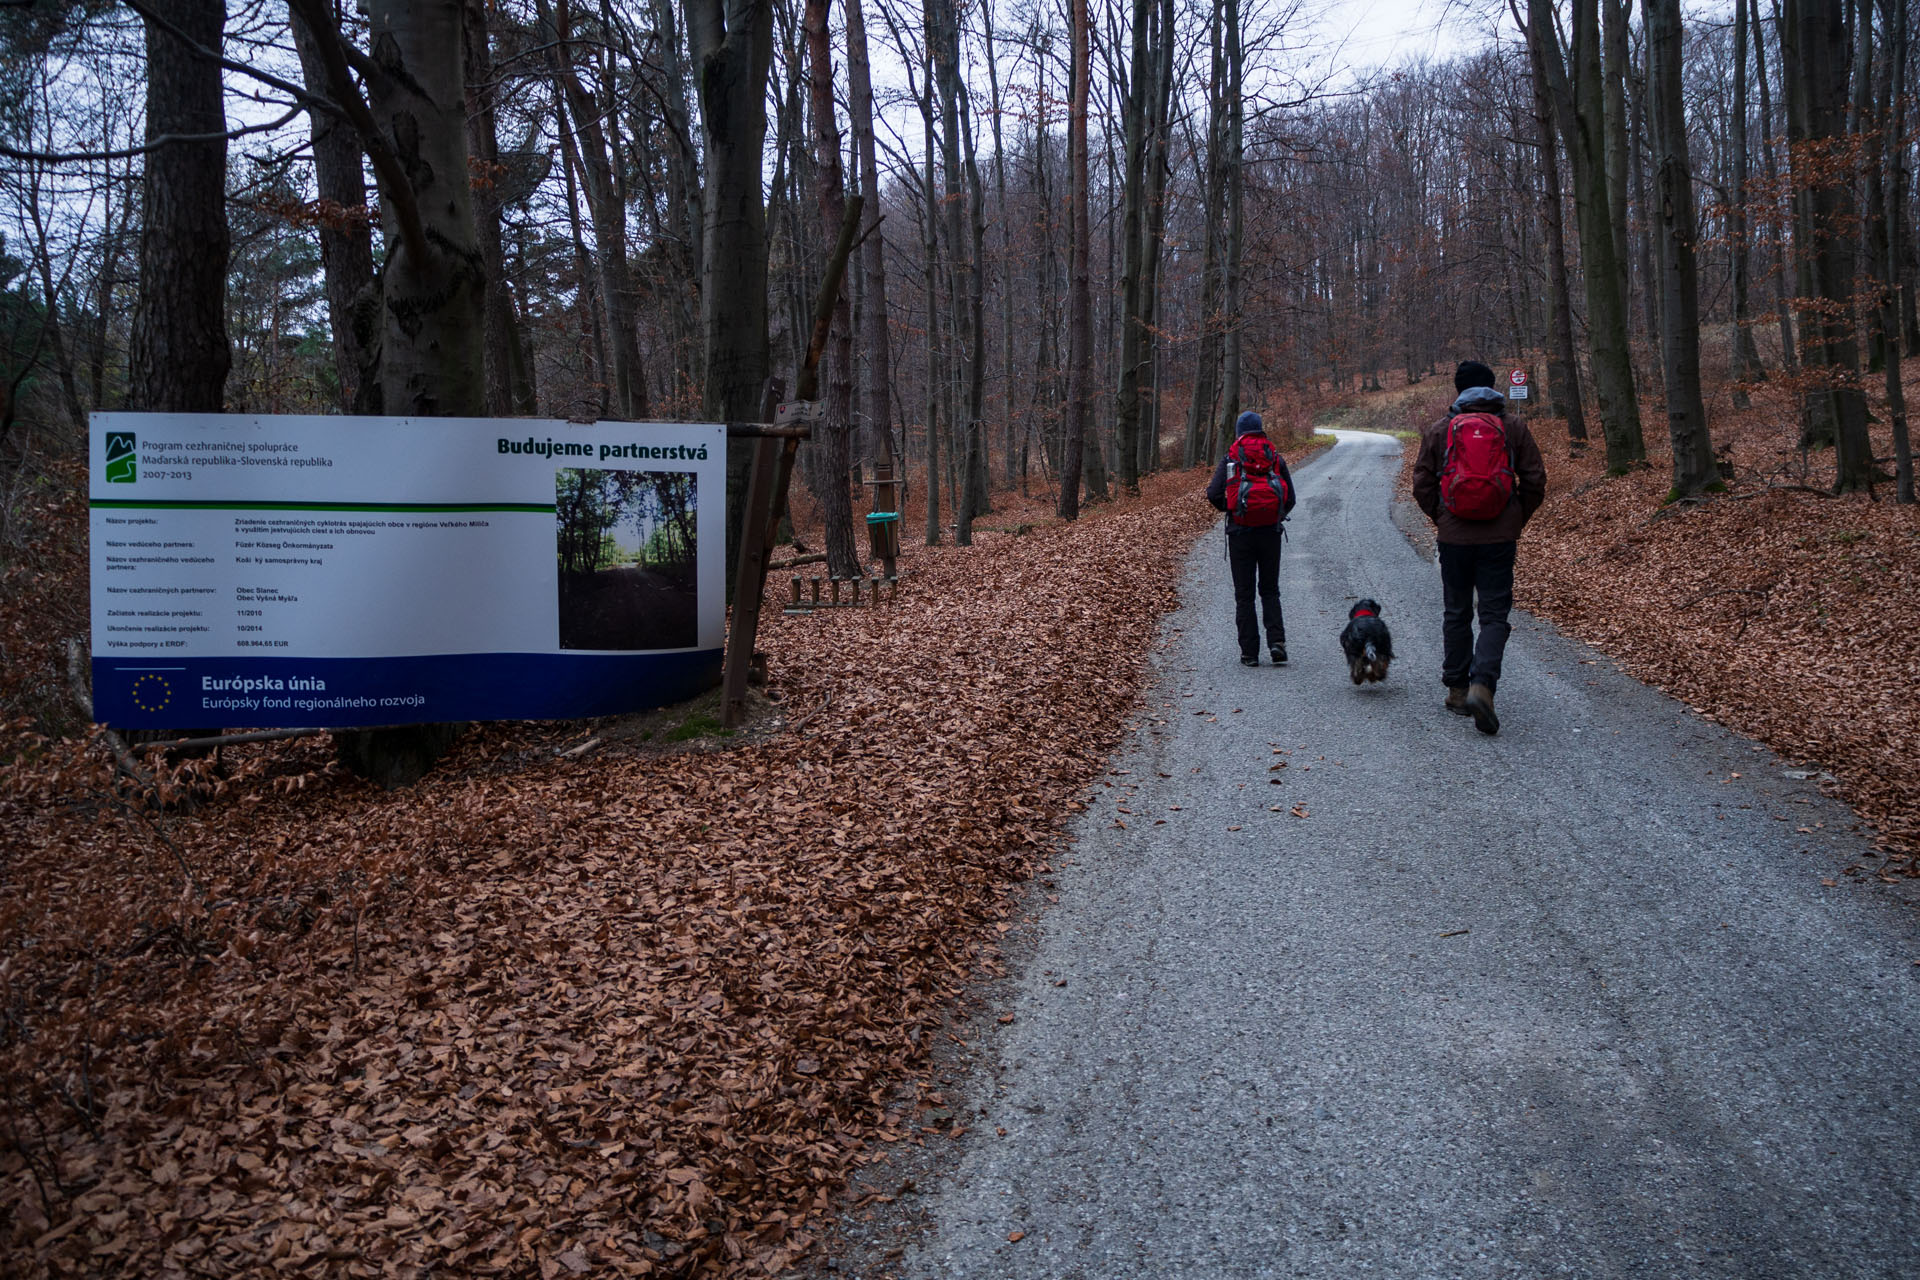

{"left": 0, "top": 469, "right": 1219, "bottom": 1278}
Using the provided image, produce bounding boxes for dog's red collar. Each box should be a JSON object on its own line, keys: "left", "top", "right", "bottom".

{"left": 1353, "top": 609, "right": 1375, "bottom": 618}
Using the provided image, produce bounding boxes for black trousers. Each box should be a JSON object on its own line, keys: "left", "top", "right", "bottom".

{"left": 1438, "top": 539, "right": 1516, "bottom": 691}
{"left": 1228, "top": 526, "right": 1285, "bottom": 655}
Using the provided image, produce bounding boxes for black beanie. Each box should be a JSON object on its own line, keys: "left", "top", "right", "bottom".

{"left": 1454, "top": 360, "right": 1496, "bottom": 392}
{"left": 1236, "top": 410, "right": 1264, "bottom": 435}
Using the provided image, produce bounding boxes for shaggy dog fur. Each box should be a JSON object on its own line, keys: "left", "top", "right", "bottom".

{"left": 1339, "top": 598, "right": 1393, "bottom": 684}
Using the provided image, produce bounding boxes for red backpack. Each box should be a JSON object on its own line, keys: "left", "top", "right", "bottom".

{"left": 1440, "top": 413, "right": 1516, "bottom": 520}
{"left": 1226, "top": 434, "right": 1289, "bottom": 527}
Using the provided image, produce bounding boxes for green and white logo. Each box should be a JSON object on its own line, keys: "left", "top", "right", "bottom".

{"left": 104, "top": 432, "right": 137, "bottom": 484}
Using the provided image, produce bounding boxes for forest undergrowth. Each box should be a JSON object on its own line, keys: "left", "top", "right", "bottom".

{"left": 1390, "top": 369, "right": 1920, "bottom": 870}
{"left": 0, "top": 455, "right": 1232, "bottom": 1277}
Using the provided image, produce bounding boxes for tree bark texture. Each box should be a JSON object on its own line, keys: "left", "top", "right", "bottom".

{"left": 537, "top": 0, "right": 648, "bottom": 420}
{"left": 1057, "top": 0, "right": 1091, "bottom": 520}
{"left": 1728, "top": 0, "right": 1765, "bottom": 403}
{"left": 802, "top": 0, "right": 858, "bottom": 577}
{"left": 1523, "top": 4, "right": 1588, "bottom": 441}
{"left": 1646, "top": 0, "right": 1715, "bottom": 497}
{"left": 1217, "top": 0, "right": 1246, "bottom": 451}
{"left": 1534, "top": 0, "right": 1646, "bottom": 473}
{"left": 1779, "top": 0, "right": 1873, "bottom": 489}
{"left": 365, "top": 0, "right": 486, "bottom": 419}
{"left": 290, "top": 2, "right": 378, "bottom": 414}
{"left": 129, "top": 0, "right": 230, "bottom": 414}
{"left": 845, "top": 0, "right": 894, "bottom": 471}
{"left": 462, "top": 0, "right": 524, "bottom": 419}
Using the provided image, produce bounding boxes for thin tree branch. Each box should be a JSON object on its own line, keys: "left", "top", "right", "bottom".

{"left": 0, "top": 105, "right": 303, "bottom": 164}
{"left": 285, "top": 0, "right": 431, "bottom": 270}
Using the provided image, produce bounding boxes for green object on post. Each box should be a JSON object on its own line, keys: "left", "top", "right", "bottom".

{"left": 865, "top": 510, "right": 900, "bottom": 562}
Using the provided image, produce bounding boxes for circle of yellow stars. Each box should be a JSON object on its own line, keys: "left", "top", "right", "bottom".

{"left": 130, "top": 673, "right": 172, "bottom": 714}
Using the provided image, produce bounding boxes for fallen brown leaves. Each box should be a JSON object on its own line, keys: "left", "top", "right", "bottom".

{"left": 0, "top": 467, "right": 1218, "bottom": 1278}
{"left": 1508, "top": 377, "right": 1919, "bottom": 865}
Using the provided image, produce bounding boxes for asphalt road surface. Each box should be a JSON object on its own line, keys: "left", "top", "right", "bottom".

{"left": 901, "top": 430, "right": 1920, "bottom": 1278}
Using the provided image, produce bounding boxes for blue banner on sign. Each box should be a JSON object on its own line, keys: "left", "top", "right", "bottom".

{"left": 91, "top": 651, "right": 722, "bottom": 730}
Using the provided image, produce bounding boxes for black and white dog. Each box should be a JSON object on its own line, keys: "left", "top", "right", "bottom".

{"left": 1339, "top": 598, "right": 1393, "bottom": 685}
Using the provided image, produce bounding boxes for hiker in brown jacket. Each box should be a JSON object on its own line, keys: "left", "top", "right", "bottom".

{"left": 1411, "top": 361, "right": 1548, "bottom": 735}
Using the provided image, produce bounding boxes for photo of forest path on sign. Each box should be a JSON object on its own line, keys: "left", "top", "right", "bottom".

{"left": 555, "top": 468, "right": 697, "bottom": 650}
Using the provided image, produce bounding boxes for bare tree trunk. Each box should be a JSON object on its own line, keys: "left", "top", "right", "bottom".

{"left": 1057, "top": 0, "right": 1092, "bottom": 520}
{"left": 1728, "top": 0, "right": 1766, "bottom": 405}
{"left": 1753, "top": 0, "right": 1797, "bottom": 370}
{"left": 1114, "top": 0, "right": 1152, "bottom": 492}
{"left": 1876, "top": 0, "right": 1912, "bottom": 501}
{"left": 1521, "top": 0, "right": 1588, "bottom": 441}
{"left": 920, "top": 72, "right": 944, "bottom": 545}
{"left": 803, "top": 0, "right": 858, "bottom": 577}
{"left": 537, "top": 0, "right": 647, "bottom": 420}
{"left": 1534, "top": 0, "right": 1647, "bottom": 473}
{"left": 129, "top": 0, "right": 229, "bottom": 414}
{"left": 1628, "top": 32, "right": 1662, "bottom": 382}
{"left": 983, "top": 0, "right": 1017, "bottom": 488}
{"left": 845, "top": 0, "right": 893, "bottom": 471}
{"left": 1184, "top": 12, "right": 1226, "bottom": 469}
{"left": 290, "top": 3, "right": 377, "bottom": 413}
{"left": 1217, "top": 0, "right": 1246, "bottom": 450}
{"left": 688, "top": 0, "right": 773, "bottom": 593}
{"left": 1603, "top": 0, "right": 1632, "bottom": 273}
{"left": 1780, "top": 0, "right": 1873, "bottom": 488}
{"left": 959, "top": 74, "right": 991, "bottom": 521}
{"left": 292, "top": 0, "right": 486, "bottom": 782}
{"left": 1139, "top": 0, "right": 1174, "bottom": 480}
{"left": 1646, "top": 0, "right": 1715, "bottom": 497}
{"left": 464, "top": 0, "right": 522, "bottom": 418}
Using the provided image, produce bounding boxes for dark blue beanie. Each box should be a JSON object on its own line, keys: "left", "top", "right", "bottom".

{"left": 1236, "top": 410, "right": 1264, "bottom": 435}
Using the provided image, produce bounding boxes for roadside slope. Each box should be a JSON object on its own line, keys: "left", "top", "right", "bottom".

{"left": 902, "top": 430, "right": 1920, "bottom": 1279}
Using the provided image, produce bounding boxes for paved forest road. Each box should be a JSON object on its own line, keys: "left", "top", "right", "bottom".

{"left": 901, "top": 430, "right": 1920, "bottom": 1278}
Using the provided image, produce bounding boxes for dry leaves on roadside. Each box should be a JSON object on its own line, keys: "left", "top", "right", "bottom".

{"left": 0, "top": 468, "right": 1220, "bottom": 1278}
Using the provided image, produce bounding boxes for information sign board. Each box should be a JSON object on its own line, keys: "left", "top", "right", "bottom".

{"left": 90, "top": 414, "right": 725, "bottom": 730}
{"left": 1508, "top": 368, "right": 1530, "bottom": 400}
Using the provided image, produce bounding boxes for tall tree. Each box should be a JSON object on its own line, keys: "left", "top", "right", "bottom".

{"left": 1183, "top": 8, "right": 1227, "bottom": 468}
{"left": 1531, "top": 0, "right": 1647, "bottom": 473}
{"left": 289, "top": 2, "right": 377, "bottom": 413}
{"left": 1057, "top": 0, "right": 1091, "bottom": 520}
{"left": 292, "top": 0, "right": 487, "bottom": 782}
{"left": 1874, "top": 0, "right": 1912, "bottom": 501}
{"left": 463, "top": 0, "right": 531, "bottom": 417}
{"left": 1645, "top": 0, "right": 1714, "bottom": 497}
{"left": 1779, "top": 0, "right": 1873, "bottom": 489}
{"left": 802, "top": 0, "right": 858, "bottom": 576}
{"left": 1217, "top": 0, "right": 1246, "bottom": 451}
{"left": 128, "top": 0, "right": 229, "bottom": 414}
{"left": 537, "top": 0, "right": 648, "bottom": 420}
{"left": 688, "top": 0, "right": 773, "bottom": 580}
{"left": 1727, "top": 0, "right": 1766, "bottom": 404}
{"left": 1517, "top": 0, "right": 1588, "bottom": 442}
{"left": 844, "top": 0, "right": 894, "bottom": 472}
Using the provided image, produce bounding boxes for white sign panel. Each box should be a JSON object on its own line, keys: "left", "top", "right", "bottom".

{"left": 90, "top": 414, "right": 725, "bottom": 729}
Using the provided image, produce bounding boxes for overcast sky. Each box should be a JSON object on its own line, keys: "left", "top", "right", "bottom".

{"left": 1310, "top": 0, "right": 1509, "bottom": 72}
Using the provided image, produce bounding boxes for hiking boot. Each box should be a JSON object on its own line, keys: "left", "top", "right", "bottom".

{"left": 1465, "top": 683, "right": 1499, "bottom": 736}
{"left": 1444, "top": 686, "right": 1470, "bottom": 715}
{"left": 1270, "top": 644, "right": 1288, "bottom": 666}
{"left": 1240, "top": 654, "right": 1259, "bottom": 667}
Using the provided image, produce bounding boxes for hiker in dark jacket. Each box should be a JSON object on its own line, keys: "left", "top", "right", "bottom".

{"left": 1411, "top": 360, "right": 1548, "bottom": 735}
{"left": 1207, "top": 410, "right": 1297, "bottom": 666}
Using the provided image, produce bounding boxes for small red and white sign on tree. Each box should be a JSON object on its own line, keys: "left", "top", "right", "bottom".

{"left": 1508, "top": 368, "right": 1529, "bottom": 400}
